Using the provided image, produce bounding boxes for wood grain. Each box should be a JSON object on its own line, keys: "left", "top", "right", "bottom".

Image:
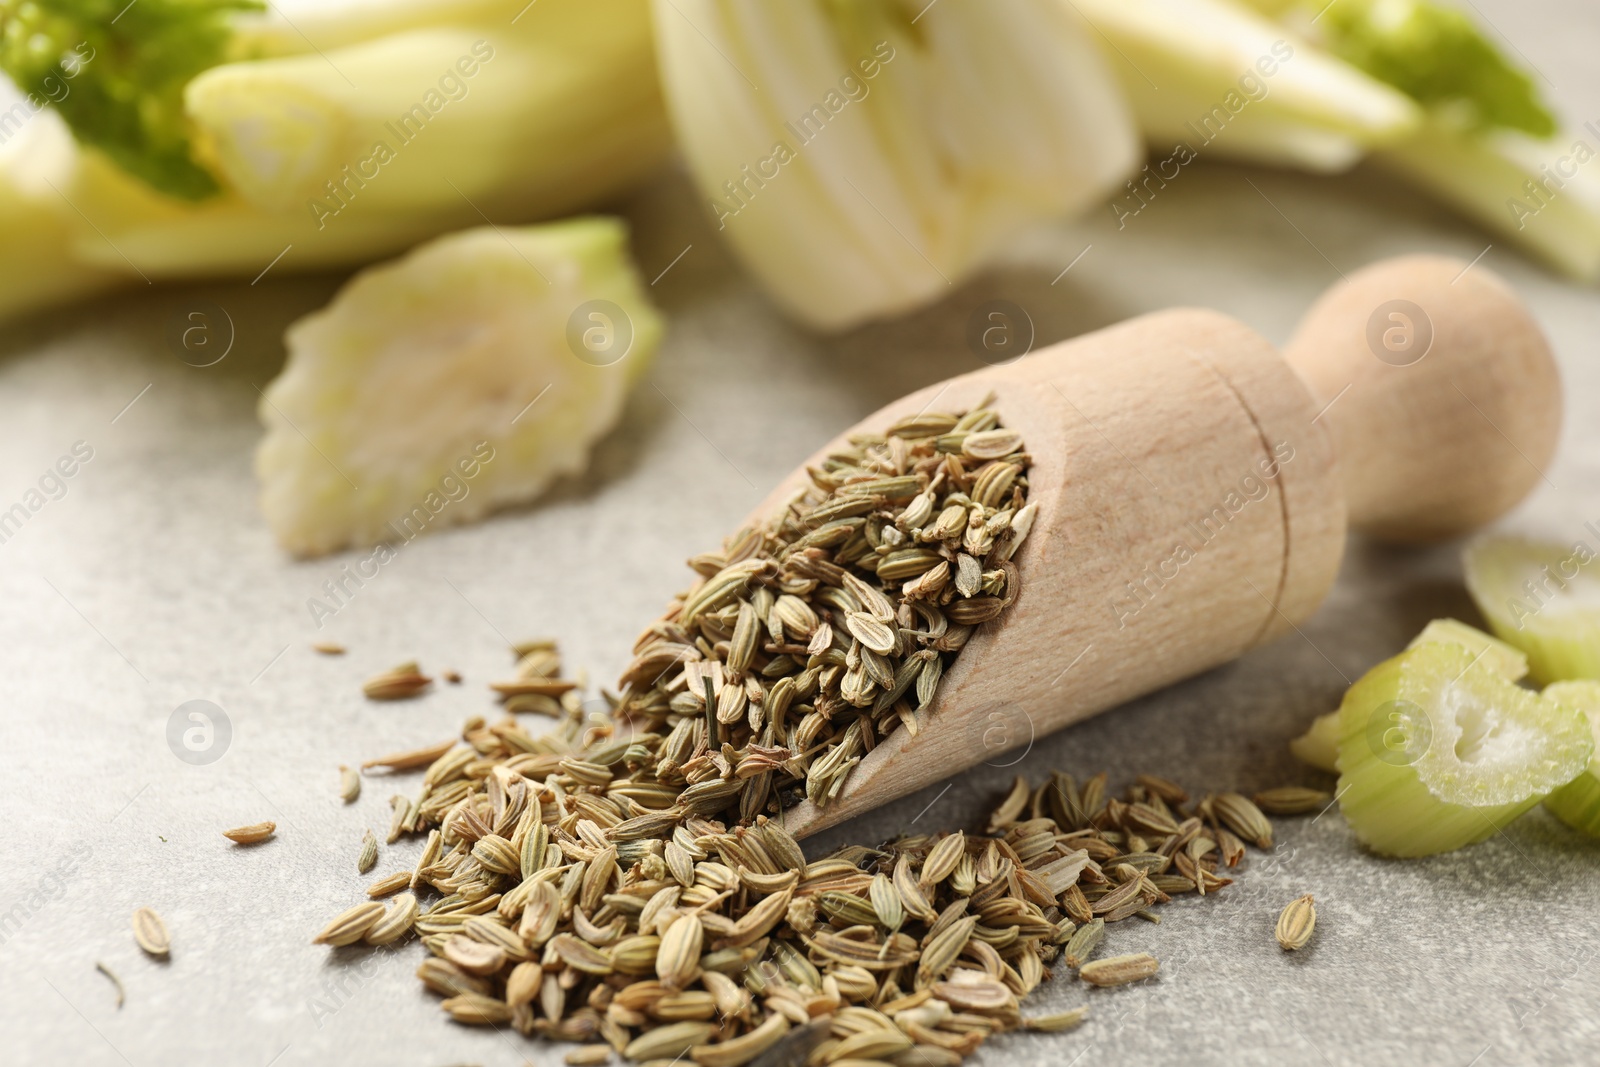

{"left": 737, "top": 256, "right": 1560, "bottom": 837}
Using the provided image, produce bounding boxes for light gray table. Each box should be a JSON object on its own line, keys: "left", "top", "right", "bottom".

{"left": 3, "top": 4, "right": 1597, "bottom": 1063}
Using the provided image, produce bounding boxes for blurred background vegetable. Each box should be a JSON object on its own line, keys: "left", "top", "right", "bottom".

{"left": 1072, "top": 0, "right": 1420, "bottom": 173}
{"left": 1242, "top": 0, "right": 1600, "bottom": 279}
{"left": 0, "top": 0, "right": 671, "bottom": 319}
{"left": 2, "top": 0, "right": 1596, "bottom": 549}
{"left": 1464, "top": 536, "right": 1600, "bottom": 685}
{"left": 0, "top": 0, "right": 260, "bottom": 198}
{"left": 2, "top": 0, "right": 1591, "bottom": 330}
{"left": 652, "top": 0, "right": 1138, "bottom": 330}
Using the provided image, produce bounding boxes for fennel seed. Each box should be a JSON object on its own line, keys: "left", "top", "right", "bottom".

{"left": 1024, "top": 1006, "right": 1089, "bottom": 1032}
{"left": 1275, "top": 893, "right": 1317, "bottom": 951}
{"left": 1253, "top": 786, "right": 1332, "bottom": 815}
{"left": 363, "top": 661, "right": 432, "bottom": 701}
{"left": 338, "top": 764, "right": 361, "bottom": 803}
{"left": 360, "top": 737, "right": 455, "bottom": 771}
{"left": 1079, "top": 953, "right": 1160, "bottom": 987}
{"left": 366, "top": 870, "right": 411, "bottom": 898}
{"left": 222, "top": 821, "right": 276, "bottom": 845}
{"left": 131, "top": 907, "right": 170, "bottom": 957}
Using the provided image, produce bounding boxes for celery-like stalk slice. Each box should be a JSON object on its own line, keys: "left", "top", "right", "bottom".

{"left": 1292, "top": 618, "right": 1525, "bottom": 772}
{"left": 1541, "top": 681, "right": 1600, "bottom": 836}
{"left": 255, "top": 218, "right": 662, "bottom": 556}
{"left": 1334, "top": 642, "right": 1592, "bottom": 857}
{"left": 1406, "top": 618, "right": 1530, "bottom": 682}
{"left": 1462, "top": 537, "right": 1600, "bottom": 685}
{"left": 1290, "top": 710, "right": 1339, "bottom": 772}
{"left": 1304, "top": 0, "right": 1555, "bottom": 137}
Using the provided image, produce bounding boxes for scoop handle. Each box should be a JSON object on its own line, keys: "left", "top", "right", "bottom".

{"left": 774, "top": 256, "right": 1560, "bottom": 838}
{"left": 1283, "top": 255, "right": 1561, "bottom": 543}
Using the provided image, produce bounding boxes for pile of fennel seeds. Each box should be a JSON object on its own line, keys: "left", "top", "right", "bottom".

{"left": 324, "top": 688, "right": 1281, "bottom": 1061}
{"left": 610, "top": 400, "right": 1037, "bottom": 817}
{"left": 314, "top": 400, "right": 1281, "bottom": 1058}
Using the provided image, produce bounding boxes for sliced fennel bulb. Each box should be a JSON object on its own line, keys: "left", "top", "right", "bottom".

{"left": 1234, "top": 0, "right": 1600, "bottom": 281}
{"left": 0, "top": 0, "right": 671, "bottom": 312}
{"left": 1463, "top": 537, "right": 1600, "bottom": 684}
{"left": 653, "top": 0, "right": 1139, "bottom": 331}
{"left": 1376, "top": 121, "right": 1600, "bottom": 283}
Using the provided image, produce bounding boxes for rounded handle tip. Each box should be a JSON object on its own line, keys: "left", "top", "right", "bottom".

{"left": 1283, "top": 255, "right": 1561, "bottom": 544}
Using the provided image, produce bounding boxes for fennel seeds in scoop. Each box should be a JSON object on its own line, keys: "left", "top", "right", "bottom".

{"left": 610, "top": 402, "right": 1035, "bottom": 816}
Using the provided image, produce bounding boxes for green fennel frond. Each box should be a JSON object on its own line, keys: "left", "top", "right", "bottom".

{"left": 0, "top": 0, "right": 262, "bottom": 199}
{"left": 1317, "top": 0, "right": 1556, "bottom": 137}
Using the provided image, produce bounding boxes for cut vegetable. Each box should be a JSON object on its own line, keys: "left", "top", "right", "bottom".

{"left": 1073, "top": 0, "right": 1420, "bottom": 173}
{"left": 0, "top": 0, "right": 262, "bottom": 198}
{"left": 1406, "top": 618, "right": 1529, "bottom": 681}
{"left": 1334, "top": 642, "right": 1592, "bottom": 857}
{"left": 0, "top": 94, "right": 125, "bottom": 319}
{"left": 1310, "top": 0, "right": 1554, "bottom": 136}
{"left": 1289, "top": 711, "right": 1339, "bottom": 772}
{"left": 1540, "top": 680, "right": 1600, "bottom": 837}
{"left": 256, "top": 217, "right": 662, "bottom": 556}
{"left": 1239, "top": 0, "right": 1600, "bottom": 281}
{"left": 652, "top": 0, "right": 1138, "bottom": 331}
{"left": 1292, "top": 618, "right": 1525, "bottom": 773}
{"left": 0, "top": 0, "right": 672, "bottom": 322}
{"left": 1375, "top": 120, "right": 1600, "bottom": 283}
{"left": 1462, "top": 536, "right": 1600, "bottom": 684}
{"left": 186, "top": 0, "right": 670, "bottom": 217}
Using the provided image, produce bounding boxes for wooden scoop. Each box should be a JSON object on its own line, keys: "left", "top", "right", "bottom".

{"left": 776, "top": 254, "right": 1561, "bottom": 839}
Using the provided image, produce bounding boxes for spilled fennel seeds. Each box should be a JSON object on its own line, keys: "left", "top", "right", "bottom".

{"left": 316, "top": 405, "right": 1284, "bottom": 1058}
{"left": 321, "top": 667, "right": 1283, "bottom": 1060}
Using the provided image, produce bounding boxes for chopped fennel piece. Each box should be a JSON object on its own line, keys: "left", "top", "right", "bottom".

{"left": 1463, "top": 537, "right": 1600, "bottom": 685}
{"left": 256, "top": 218, "right": 661, "bottom": 556}
{"left": 186, "top": 0, "right": 669, "bottom": 218}
{"left": 1292, "top": 618, "right": 1524, "bottom": 773}
{"left": 1406, "top": 618, "right": 1529, "bottom": 682}
{"left": 1541, "top": 681, "right": 1600, "bottom": 837}
{"left": 1334, "top": 642, "right": 1591, "bottom": 857}
{"left": 0, "top": 0, "right": 263, "bottom": 199}
{"left": 1290, "top": 710, "right": 1339, "bottom": 772}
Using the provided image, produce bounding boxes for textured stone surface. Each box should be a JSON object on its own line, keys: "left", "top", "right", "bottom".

{"left": 1, "top": 5, "right": 1597, "bottom": 1063}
